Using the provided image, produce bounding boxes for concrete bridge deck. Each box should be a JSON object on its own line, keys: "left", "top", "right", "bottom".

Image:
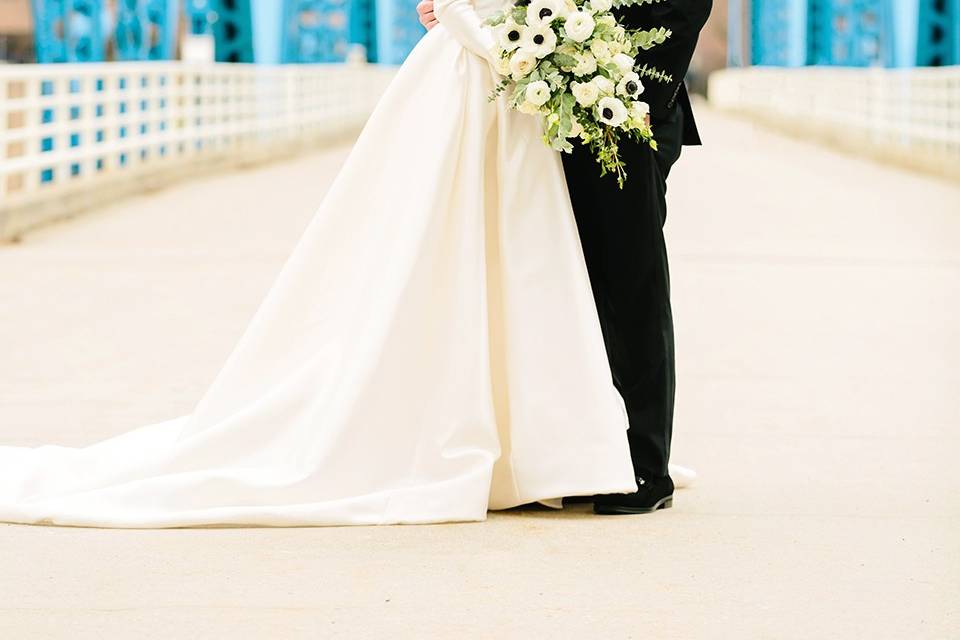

{"left": 1, "top": 108, "right": 958, "bottom": 638}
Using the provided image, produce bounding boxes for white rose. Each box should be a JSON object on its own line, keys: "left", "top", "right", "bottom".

{"left": 591, "top": 75, "right": 615, "bottom": 95}
{"left": 509, "top": 50, "right": 537, "bottom": 79}
{"left": 497, "top": 21, "right": 526, "bottom": 52}
{"left": 589, "top": 39, "right": 611, "bottom": 62}
{"left": 525, "top": 80, "right": 552, "bottom": 106}
{"left": 522, "top": 25, "right": 558, "bottom": 58}
{"left": 589, "top": 0, "right": 613, "bottom": 12}
{"left": 596, "top": 96, "right": 628, "bottom": 127}
{"left": 571, "top": 51, "right": 597, "bottom": 76}
{"left": 612, "top": 52, "right": 635, "bottom": 73}
{"left": 526, "top": 0, "right": 568, "bottom": 27}
{"left": 617, "top": 71, "right": 644, "bottom": 98}
{"left": 613, "top": 26, "right": 627, "bottom": 41}
{"left": 570, "top": 80, "right": 600, "bottom": 107}
{"left": 563, "top": 11, "right": 595, "bottom": 43}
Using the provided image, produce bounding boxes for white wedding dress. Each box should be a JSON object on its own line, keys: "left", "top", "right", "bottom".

{"left": 0, "top": 0, "right": 642, "bottom": 528}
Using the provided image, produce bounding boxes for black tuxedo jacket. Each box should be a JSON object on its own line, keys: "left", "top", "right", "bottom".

{"left": 618, "top": 0, "right": 713, "bottom": 146}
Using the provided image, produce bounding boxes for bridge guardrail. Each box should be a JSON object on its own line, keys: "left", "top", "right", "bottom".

{"left": 0, "top": 62, "right": 397, "bottom": 240}
{"left": 709, "top": 66, "right": 960, "bottom": 181}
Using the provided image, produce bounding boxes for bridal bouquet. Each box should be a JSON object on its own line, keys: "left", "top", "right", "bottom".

{"left": 484, "top": 0, "right": 672, "bottom": 186}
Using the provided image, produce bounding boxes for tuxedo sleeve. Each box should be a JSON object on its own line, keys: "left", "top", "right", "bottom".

{"left": 433, "top": 0, "right": 498, "bottom": 66}
{"left": 627, "top": 0, "right": 712, "bottom": 119}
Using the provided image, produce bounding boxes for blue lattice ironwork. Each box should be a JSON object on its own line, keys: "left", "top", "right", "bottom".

{"left": 818, "top": 0, "right": 893, "bottom": 66}
{"left": 350, "top": 0, "right": 378, "bottom": 61}
{"left": 917, "top": 0, "right": 959, "bottom": 66}
{"left": 281, "top": 0, "right": 351, "bottom": 62}
{"left": 185, "top": 0, "right": 217, "bottom": 34}
{"left": 114, "top": 0, "right": 179, "bottom": 61}
{"left": 751, "top": 0, "right": 800, "bottom": 65}
{"left": 375, "top": 0, "right": 423, "bottom": 64}
{"left": 31, "top": 0, "right": 106, "bottom": 63}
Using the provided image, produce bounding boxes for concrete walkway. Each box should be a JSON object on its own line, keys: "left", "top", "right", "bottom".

{"left": 1, "top": 108, "right": 958, "bottom": 638}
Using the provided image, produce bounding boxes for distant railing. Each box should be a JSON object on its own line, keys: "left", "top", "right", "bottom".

{"left": 709, "top": 66, "right": 960, "bottom": 180}
{"left": 0, "top": 62, "right": 397, "bottom": 240}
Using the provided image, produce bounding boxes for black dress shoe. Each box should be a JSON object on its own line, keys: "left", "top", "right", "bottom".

{"left": 593, "top": 474, "right": 674, "bottom": 515}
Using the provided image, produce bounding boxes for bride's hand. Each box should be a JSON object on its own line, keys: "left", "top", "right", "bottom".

{"left": 417, "top": 0, "right": 438, "bottom": 30}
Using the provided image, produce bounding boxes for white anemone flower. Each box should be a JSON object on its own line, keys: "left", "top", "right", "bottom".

{"left": 526, "top": 0, "right": 568, "bottom": 27}
{"left": 596, "top": 96, "right": 628, "bottom": 127}
{"left": 522, "top": 25, "right": 558, "bottom": 58}
{"left": 570, "top": 80, "right": 600, "bottom": 107}
{"left": 571, "top": 52, "right": 597, "bottom": 76}
{"left": 563, "top": 11, "right": 595, "bottom": 43}
{"left": 509, "top": 50, "right": 538, "bottom": 79}
{"left": 496, "top": 21, "right": 526, "bottom": 52}
{"left": 616, "top": 71, "right": 644, "bottom": 99}
{"left": 525, "top": 80, "right": 552, "bottom": 107}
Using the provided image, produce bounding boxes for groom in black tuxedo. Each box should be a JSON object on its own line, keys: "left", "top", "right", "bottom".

{"left": 417, "top": 0, "right": 712, "bottom": 514}
{"left": 566, "top": 0, "right": 713, "bottom": 514}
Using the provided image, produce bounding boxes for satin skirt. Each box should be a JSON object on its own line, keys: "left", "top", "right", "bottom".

{"left": 0, "top": 28, "right": 637, "bottom": 528}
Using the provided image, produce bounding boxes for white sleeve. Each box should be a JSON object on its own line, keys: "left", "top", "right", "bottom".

{"left": 433, "top": 0, "right": 498, "bottom": 66}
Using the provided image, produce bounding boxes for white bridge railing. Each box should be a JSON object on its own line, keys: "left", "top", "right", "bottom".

{"left": 0, "top": 62, "right": 397, "bottom": 240}
{"left": 708, "top": 66, "right": 960, "bottom": 181}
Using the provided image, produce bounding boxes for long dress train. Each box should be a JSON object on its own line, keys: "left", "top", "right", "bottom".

{"left": 0, "top": 0, "right": 640, "bottom": 527}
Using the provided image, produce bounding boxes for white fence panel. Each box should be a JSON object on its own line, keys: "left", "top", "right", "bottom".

{"left": 709, "top": 67, "right": 960, "bottom": 180}
{"left": 0, "top": 62, "right": 397, "bottom": 239}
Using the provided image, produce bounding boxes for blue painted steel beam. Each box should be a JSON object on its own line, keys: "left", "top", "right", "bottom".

{"left": 375, "top": 0, "right": 423, "bottom": 64}
{"left": 917, "top": 0, "right": 959, "bottom": 65}
{"left": 212, "top": 0, "right": 255, "bottom": 62}
{"left": 31, "top": 0, "right": 107, "bottom": 63}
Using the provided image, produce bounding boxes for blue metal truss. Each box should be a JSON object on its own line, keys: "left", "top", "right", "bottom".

{"left": 917, "top": 0, "right": 959, "bottom": 65}
{"left": 31, "top": 0, "right": 106, "bottom": 63}
{"left": 281, "top": 0, "right": 353, "bottom": 63}
{"left": 114, "top": 0, "right": 179, "bottom": 61}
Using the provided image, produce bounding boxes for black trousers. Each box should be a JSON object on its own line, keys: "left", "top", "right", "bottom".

{"left": 561, "top": 105, "right": 684, "bottom": 478}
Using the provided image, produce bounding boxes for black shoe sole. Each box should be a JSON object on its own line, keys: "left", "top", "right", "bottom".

{"left": 593, "top": 496, "right": 673, "bottom": 515}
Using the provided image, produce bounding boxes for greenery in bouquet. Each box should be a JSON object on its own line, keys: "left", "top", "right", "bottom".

{"left": 484, "top": 0, "right": 672, "bottom": 187}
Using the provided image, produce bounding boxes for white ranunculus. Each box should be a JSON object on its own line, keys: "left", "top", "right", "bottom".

{"left": 522, "top": 25, "right": 558, "bottom": 58}
{"left": 526, "top": 0, "right": 568, "bottom": 27}
{"left": 570, "top": 80, "right": 600, "bottom": 107}
{"left": 571, "top": 51, "right": 597, "bottom": 76}
{"left": 630, "top": 100, "right": 650, "bottom": 122}
{"left": 591, "top": 75, "right": 615, "bottom": 95}
{"left": 616, "top": 71, "right": 643, "bottom": 98}
{"left": 493, "top": 54, "right": 511, "bottom": 77}
{"left": 589, "top": 39, "right": 611, "bottom": 62}
{"left": 567, "top": 116, "right": 584, "bottom": 138}
{"left": 509, "top": 50, "right": 537, "bottom": 79}
{"left": 612, "top": 52, "right": 635, "bottom": 73}
{"left": 525, "top": 80, "right": 552, "bottom": 106}
{"left": 597, "top": 96, "right": 628, "bottom": 127}
{"left": 497, "top": 21, "right": 526, "bottom": 52}
{"left": 563, "top": 11, "right": 595, "bottom": 43}
{"left": 589, "top": 0, "right": 613, "bottom": 12}
{"left": 517, "top": 100, "right": 542, "bottom": 115}
{"left": 596, "top": 14, "right": 616, "bottom": 27}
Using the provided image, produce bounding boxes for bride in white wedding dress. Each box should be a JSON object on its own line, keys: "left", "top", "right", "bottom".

{"left": 0, "top": 0, "right": 654, "bottom": 528}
